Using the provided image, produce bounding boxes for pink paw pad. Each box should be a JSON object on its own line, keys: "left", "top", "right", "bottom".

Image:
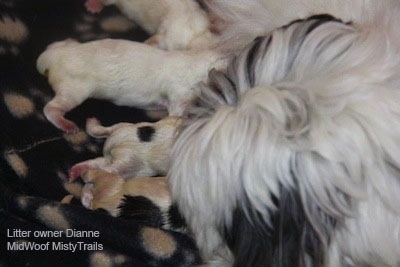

{"left": 144, "top": 36, "right": 160, "bottom": 46}
{"left": 69, "top": 164, "right": 88, "bottom": 181}
{"left": 57, "top": 118, "right": 79, "bottom": 133}
{"left": 85, "top": 0, "right": 105, "bottom": 14}
{"left": 81, "top": 183, "right": 94, "bottom": 209}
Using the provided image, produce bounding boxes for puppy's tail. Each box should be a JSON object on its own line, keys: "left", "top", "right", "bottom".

{"left": 86, "top": 117, "right": 116, "bottom": 138}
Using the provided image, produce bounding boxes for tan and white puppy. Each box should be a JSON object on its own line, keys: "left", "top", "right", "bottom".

{"left": 79, "top": 169, "right": 171, "bottom": 214}
{"left": 69, "top": 116, "right": 183, "bottom": 181}
{"left": 85, "top": 0, "right": 216, "bottom": 50}
{"left": 37, "top": 38, "right": 223, "bottom": 132}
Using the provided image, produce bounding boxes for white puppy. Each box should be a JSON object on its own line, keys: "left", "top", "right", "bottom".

{"left": 69, "top": 116, "right": 183, "bottom": 181}
{"left": 85, "top": 0, "right": 216, "bottom": 50}
{"left": 37, "top": 38, "right": 224, "bottom": 132}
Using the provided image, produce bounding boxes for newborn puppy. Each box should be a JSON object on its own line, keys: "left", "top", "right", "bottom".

{"left": 85, "top": 0, "right": 215, "bottom": 50}
{"left": 69, "top": 116, "right": 183, "bottom": 181}
{"left": 79, "top": 169, "right": 170, "bottom": 214}
{"left": 37, "top": 38, "right": 223, "bottom": 132}
{"left": 79, "top": 169, "right": 186, "bottom": 231}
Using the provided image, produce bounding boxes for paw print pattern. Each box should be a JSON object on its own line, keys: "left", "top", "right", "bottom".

{"left": 0, "top": 13, "right": 29, "bottom": 55}
{"left": 73, "top": 8, "right": 139, "bottom": 42}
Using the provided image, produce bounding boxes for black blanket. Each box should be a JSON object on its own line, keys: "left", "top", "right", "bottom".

{"left": 0, "top": 0, "right": 201, "bottom": 266}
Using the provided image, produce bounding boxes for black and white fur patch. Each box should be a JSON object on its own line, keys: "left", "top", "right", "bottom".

{"left": 118, "top": 195, "right": 187, "bottom": 232}
{"left": 137, "top": 126, "right": 156, "bottom": 142}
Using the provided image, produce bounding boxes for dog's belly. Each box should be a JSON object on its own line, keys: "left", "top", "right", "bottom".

{"left": 144, "top": 102, "right": 168, "bottom": 110}
{"left": 109, "top": 92, "right": 168, "bottom": 110}
{"left": 110, "top": 89, "right": 166, "bottom": 107}
{"left": 89, "top": 81, "right": 167, "bottom": 108}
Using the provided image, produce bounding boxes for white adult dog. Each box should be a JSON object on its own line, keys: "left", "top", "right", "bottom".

{"left": 166, "top": 0, "right": 400, "bottom": 266}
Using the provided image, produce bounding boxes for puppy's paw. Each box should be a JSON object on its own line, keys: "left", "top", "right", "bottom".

{"left": 44, "top": 105, "right": 79, "bottom": 133}
{"left": 60, "top": 120, "right": 79, "bottom": 134}
{"left": 85, "top": 0, "right": 104, "bottom": 14}
{"left": 144, "top": 35, "right": 160, "bottom": 47}
{"left": 80, "top": 169, "right": 125, "bottom": 215}
{"left": 69, "top": 163, "right": 89, "bottom": 182}
{"left": 81, "top": 183, "right": 94, "bottom": 209}
{"left": 47, "top": 113, "right": 78, "bottom": 133}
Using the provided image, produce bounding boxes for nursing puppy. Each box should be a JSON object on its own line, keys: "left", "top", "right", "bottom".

{"left": 78, "top": 170, "right": 187, "bottom": 232}
{"left": 69, "top": 116, "right": 182, "bottom": 181}
{"left": 85, "top": 0, "right": 215, "bottom": 50}
{"left": 37, "top": 38, "right": 223, "bottom": 132}
{"left": 169, "top": 8, "right": 400, "bottom": 267}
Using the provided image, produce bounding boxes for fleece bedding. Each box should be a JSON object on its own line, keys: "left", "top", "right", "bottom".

{"left": 0, "top": 0, "right": 201, "bottom": 266}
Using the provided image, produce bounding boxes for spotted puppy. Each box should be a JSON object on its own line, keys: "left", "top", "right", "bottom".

{"left": 85, "top": 0, "right": 215, "bottom": 50}
{"left": 69, "top": 116, "right": 183, "bottom": 181}
{"left": 78, "top": 169, "right": 186, "bottom": 232}
{"left": 37, "top": 38, "right": 222, "bottom": 132}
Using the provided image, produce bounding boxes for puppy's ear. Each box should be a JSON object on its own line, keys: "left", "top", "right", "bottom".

{"left": 223, "top": 185, "right": 333, "bottom": 267}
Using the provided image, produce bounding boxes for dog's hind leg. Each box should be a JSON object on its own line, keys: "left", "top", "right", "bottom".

{"left": 86, "top": 117, "right": 114, "bottom": 138}
{"left": 43, "top": 96, "right": 79, "bottom": 133}
{"left": 86, "top": 118, "right": 133, "bottom": 138}
{"left": 43, "top": 84, "right": 89, "bottom": 133}
{"left": 105, "top": 147, "right": 146, "bottom": 178}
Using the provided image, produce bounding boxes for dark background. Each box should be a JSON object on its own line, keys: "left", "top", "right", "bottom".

{"left": 0, "top": 1, "right": 199, "bottom": 266}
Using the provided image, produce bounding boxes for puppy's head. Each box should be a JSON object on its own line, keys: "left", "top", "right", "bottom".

{"left": 170, "top": 14, "right": 400, "bottom": 266}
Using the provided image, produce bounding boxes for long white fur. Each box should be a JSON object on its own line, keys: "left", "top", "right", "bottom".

{"left": 37, "top": 38, "right": 224, "bottom": 132}
{"left": 207, "top": 0, "right": 399, "bottom": 54}
{"left": 169, "top": 0, "right": 400, "bottom": 266}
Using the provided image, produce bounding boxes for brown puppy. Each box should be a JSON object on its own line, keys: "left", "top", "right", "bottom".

{"left": 80, "top": 169, "right": 171, "bottom": 215}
